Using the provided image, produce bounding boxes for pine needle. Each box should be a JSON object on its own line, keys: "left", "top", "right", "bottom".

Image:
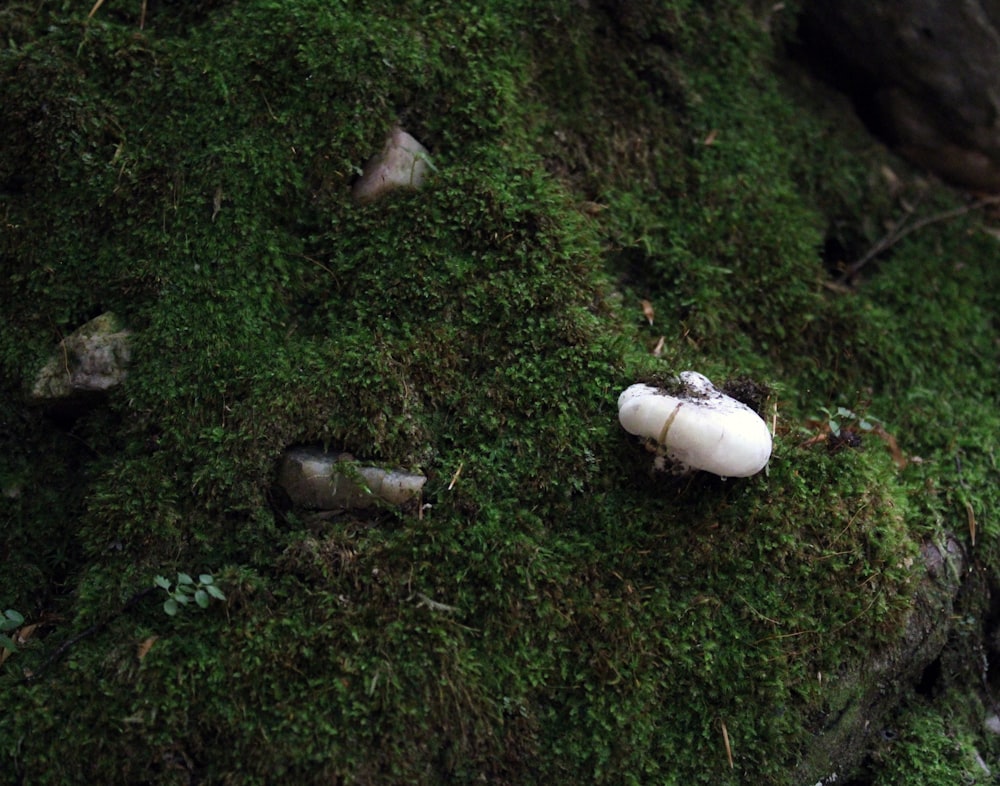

{"left": 720, "top": 719, "right": 734, "bottom": 769}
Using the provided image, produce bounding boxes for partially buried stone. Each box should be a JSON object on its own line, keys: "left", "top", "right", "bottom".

{"left": 31, "top": 312, "right": 131, "bottom": 403}
{"left": 351, "top": 126, "right": 432, "bottom": 203}
{"left": 277, "top": 447, "right": 426, "bottom": 510}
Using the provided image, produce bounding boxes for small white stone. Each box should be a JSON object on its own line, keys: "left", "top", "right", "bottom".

{"left": 277, "top": 448, "right": 426, "bottom": 510}
{"left": 352, "top": 126, "right": 432, "bottom": 203}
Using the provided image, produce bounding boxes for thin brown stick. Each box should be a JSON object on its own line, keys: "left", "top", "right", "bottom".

{"left": 836, "top": 194, "right": 1000, "bottom": 285}
{"left": 298, "top": 253, "right": 336, "bottom": 276}
{"left": 720, "top": 719, "right": 734, "bottom": 769}
{"left": 836, "top": 189, "right": 928, "bottom": 284}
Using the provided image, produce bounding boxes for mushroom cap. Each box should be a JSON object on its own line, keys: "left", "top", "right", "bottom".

{"left": 618, "top": 374, "right": 772, "bottom": 477}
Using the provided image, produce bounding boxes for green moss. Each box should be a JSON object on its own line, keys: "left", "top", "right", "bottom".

{"left": 2, "top": 0, "right": 1000, "bottom": 783}
{"left": 869, "top": 697, "right": 992, "bottom": 785}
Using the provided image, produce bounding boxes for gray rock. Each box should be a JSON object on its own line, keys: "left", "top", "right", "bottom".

{"left": 277, "top": 447, "right": 426, "bottom": 510}
{"left": 800, "top": 1, "right": 1000, "bottom": 191}
{"left": 351, "top": 127, "right": 432, "bottom": 203}
{"left": 793, "top": 534, "right": 966, "bottom": 783}
{"left": 31, "top": 312, "right": 131, "bottom": 402}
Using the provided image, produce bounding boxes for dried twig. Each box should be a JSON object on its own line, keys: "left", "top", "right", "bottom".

{"left": 413, "top": 593, "right": 458, "bottom": 614}
{"left": 22, "top": 587, "right": 154, "bottom": 683}
{"left": 720, "top": 719, "right": 734, "bottom": 769}
{"left": 836, "top": 194, "right": 1000, "bottom": 285}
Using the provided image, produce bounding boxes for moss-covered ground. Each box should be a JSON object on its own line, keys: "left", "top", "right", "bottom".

{"left": 2, "top": 1, "right": 999, "bottom": 783}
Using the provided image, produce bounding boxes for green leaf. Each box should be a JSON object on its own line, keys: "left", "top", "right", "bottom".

{"left": 0, "top": 610, "right": 24, "bottom": 632}
{"left": 164, "top": 598, "right": 179, "bottom": 616}
{"left": 0, "top": 634, "right": 16, "bottom": 652}
{"left": 199, "top": 574, "right": 214, "bottom": 585}
{"left": 413, "top": 149, "right": 439, "bottom": 173}
{"left": 153, "top": 575, "right": 172, "bottom": 590}
{"left": 195, "top": 589, "right": 209, "bottom": 608}
{"left": 176, "top": 572, "right": 195, "bottom": 585}
{"left": 206, "top": 585, "right": 226, "bottom": 601}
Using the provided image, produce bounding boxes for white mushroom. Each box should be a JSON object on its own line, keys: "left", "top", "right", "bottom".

{"left": 617, "top": 371, "right": 772, "bottom": 478}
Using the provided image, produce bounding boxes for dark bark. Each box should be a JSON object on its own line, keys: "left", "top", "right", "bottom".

{"left": 800, "top": 0, "right": 1000, "bottom": 191}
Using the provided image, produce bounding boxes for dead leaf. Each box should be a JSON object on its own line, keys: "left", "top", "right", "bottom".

{"left": 965, "top": 500, "right": 976, "bottom": 547}
{"left": 212, "top": 187, "right": 224, "bottom": 222}
{"left": 703, "top": 129, "right": 719, "bottom": 146}
{"left": 640, "top": 299, "right": 655, "bottom": 326}
{"left": 16, "top": 623, "right": 39, "bottom": 645}
{"left": 651, "top": 336, "right": 665, "bottom": 357}
{"left": 580, "top": 201, "right": 607, "bottom": 217}
{"left": 873, "top": 425, "right": 907, "bottom": 470}
{"left": 137, "top": 635, "right": 159, "bottom": 662}
{"left": 0, "top": 620, "right": 37, "bottom": 666}
{"left": 880, "top": 164, "right": 901, "bottom": 195}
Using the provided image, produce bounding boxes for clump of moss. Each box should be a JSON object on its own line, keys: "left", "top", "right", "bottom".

{"left": 867, "top": 697, "right": 993, "bottom": 785}
{"left": 2, "top": 1, "right": 999, "bottom": 784}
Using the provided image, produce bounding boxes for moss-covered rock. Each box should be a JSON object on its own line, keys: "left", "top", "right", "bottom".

{"left": 30, "top": 311, "right": 131, "bottom": 403}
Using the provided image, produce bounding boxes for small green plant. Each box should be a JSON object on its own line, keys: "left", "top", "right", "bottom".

{"left": 0, "top": 609, "right": 24, "bottom": 653}
{"left": 819, "top": 405, "right": 881, "bottom": 438}
{"left": 801, "top": 405, "right": 906, "bottom": 468}
{"left": 154, "top": 573, "right": 225, "bottom": 616}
